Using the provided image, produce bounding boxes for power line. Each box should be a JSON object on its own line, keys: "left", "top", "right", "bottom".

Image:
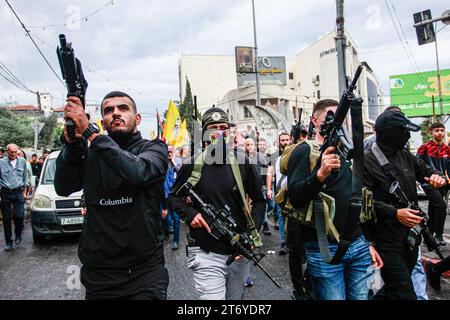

{"left": 26, "top": 0, "right": 115, "bottom": 29}
{"left": 384, "top": 0, "right": 426, "bottom": 84}
{"left": 389, "top": 0, "right": 425, "bottom": 80}
{"left": 0, "top": 60, "right": 36, "bottom": 93}
{"left": 30, "top": 33, "right": 173, "bottom": 103}
{"left": 10, "top": 9, "right": 25, "bottom": 85}
{"left": 5, "top": 0, "right": 65, "bottom": 87}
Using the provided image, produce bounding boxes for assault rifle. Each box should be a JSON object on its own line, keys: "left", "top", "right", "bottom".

{"left": 319, "top": 64, "right": 363, "bottom": 160}
{"left": 56, "top": 34, "right": 88, "bottom": 140}
{"left": 177, "top": 182, "right": 282, "bottom": 288}
{"left": 307, "top": 116, "right": 316, "bottom": 140}
{"left": 389, "top": 181, "right": 444, "bottom": 259}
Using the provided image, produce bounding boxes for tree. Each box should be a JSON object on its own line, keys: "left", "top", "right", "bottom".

{"left": 420, "top": 117, "right": 432, "bottom": 144}
{"left": 53, "top": 125, "right": 64, "bottom": 149}
{"left": 38, "top": 113, "right": 58, "bottom": 149}
{"left": 0, "top": 108, "right": 34, "bottom": 148}
{"left": 178, "top": 77, "right": 201, "bottom": 138}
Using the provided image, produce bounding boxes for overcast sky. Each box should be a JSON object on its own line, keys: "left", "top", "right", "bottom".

{"left": 0, "top": 0, "right": 449, "bottom": 139}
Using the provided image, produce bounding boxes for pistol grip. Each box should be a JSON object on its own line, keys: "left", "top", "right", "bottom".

{"left": 66, "top": 119, "right": 76, "bottom": 140}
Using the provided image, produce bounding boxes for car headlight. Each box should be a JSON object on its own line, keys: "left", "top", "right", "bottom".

{"left": 31, "top": 194, "right": 52, "bottom": 209}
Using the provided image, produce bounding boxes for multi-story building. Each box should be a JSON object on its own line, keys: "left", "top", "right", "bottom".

{"left": 178, "top": 30, "right": 384, "bottom": 145}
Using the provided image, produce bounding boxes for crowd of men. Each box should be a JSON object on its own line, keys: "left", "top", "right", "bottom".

{"left": 1, "top": 90, "right": 450, "bottom": 300}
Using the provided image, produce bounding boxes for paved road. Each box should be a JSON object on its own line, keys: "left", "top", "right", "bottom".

{"left": 0, "top": 220, "right": 292, "bottom": 300}
{"left": 0, "top": 204, "right": 449, "bottom": 300}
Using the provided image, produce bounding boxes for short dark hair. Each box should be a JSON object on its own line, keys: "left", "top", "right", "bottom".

{"left": 279, "top": 132, "right": 290, "bottom": 141}
{"left": 429, "top": 122, "right": 445, "bottom": 131}
{"left": 32, "top": 153, "right": 37, "bottom": 157}
{"left": 312, "top": 99, "right": 339, "bottom": 116}
{"left": 101, "top": 91, "right": 137, "bottom": 115}
{"left": 384, "top": 106, "right": 401, "bottom": 113}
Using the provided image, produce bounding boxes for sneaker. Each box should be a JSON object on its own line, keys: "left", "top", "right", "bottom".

{"left": 245, "top": 277, "right": 254, "bottom": 287}
{"left": 279, "top": 242, "right": 288, "bottom": 255}
{"left": 171, "top": 242, "right": 179, "bottom": 250}
{"left": 425, "top": 260, "right": 441, "bottom": 291}
{"left": 262, "top": 222, "right": 271, "bottom": 236}
{"left": 4, "top": 243, "right": 13, "bottom": 252}
{"left": 15, "top": 234, "right": 22, "bottom": 245}
{"left": 435, "top": 235, "right": 447, "bottom": 246}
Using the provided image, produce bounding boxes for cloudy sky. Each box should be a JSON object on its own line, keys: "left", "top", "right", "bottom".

{"left": 0, "top": 0, "right": 449, "bottom": 138}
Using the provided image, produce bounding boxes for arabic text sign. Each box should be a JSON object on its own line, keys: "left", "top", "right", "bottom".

{"left": 390, "top": 69, "right": 450, "bottom": 117}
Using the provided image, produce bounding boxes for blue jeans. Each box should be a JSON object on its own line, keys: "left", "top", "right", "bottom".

{"left": 411, "top": 247, "right": 428, "bottom": 300}
{"left": 304, "top": 235, "right": 373, "bottom": 300}
{"left": 168, "top": 208, "right": 180, "bottom": 243}
{"left": 263, "top": 186, "right": 284, "bottom": 242}
{"left": 278, "top": 213, "right": 285, "bottom": 242}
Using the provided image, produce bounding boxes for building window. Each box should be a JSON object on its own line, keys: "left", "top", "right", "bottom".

{"left": 243, "top": 106, "right": 252, "bottom": 119}
{"left": 367, "top": 78, "right": 380, "bottom": 121}
{"left": 317, "top": 90, "right": 320, "bottom": 99}
{"left": 293, "top": 106, "right": 297, "bottom": 119}
{"left": 289, "top": 72, "right": 294, "bottom": 80}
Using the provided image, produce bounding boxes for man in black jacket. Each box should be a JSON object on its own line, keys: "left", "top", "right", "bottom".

{"left": 363, "top": 111, "right": 446, "bottom": 300}
{"left": 287, "top": 99, "right": 382, "bottom": 300}
{"left": 169, "top": 107, "right": 265, "bottom": 300}
{"left": 55, "top": 91, "right": 168, "bottom": 300}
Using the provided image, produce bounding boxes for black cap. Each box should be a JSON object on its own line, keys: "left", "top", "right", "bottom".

{"left": 202, "top": 107, "right": 229, "bottom": 129}
{"left": 375, "top": 111, "right": 421, "bottom": 133}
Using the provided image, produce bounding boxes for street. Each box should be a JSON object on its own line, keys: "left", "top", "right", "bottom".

{"left": 0, "top": 203, "right": 449, "bottom": 300}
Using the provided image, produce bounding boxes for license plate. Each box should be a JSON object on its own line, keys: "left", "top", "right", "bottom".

{"left": 60, "top": 216, "right": 84, "bottom": 225}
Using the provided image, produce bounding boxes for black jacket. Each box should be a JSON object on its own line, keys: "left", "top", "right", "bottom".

{"left": 287, "top": 142, "right": 362, "bottom": 243}
{"left": 55, "top": 132, "right": 168, "bottom": 269}
{"left": 168, "top": 149, "right": 265, "bottom": 255}
{"left": 363, "top": 142, "right": 437, "bottom": 251}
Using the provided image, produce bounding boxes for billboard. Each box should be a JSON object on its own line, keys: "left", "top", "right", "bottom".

{"left": 390, "top": 69, "right": 450, "bottom": 117}
{"left": 235, "top": 46, "right": 255, "bottom": 73}
{"left": 235, "top": 46, "right": 287, "bottom": 87}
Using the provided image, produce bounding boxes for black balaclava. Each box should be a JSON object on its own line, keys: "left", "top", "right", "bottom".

{"left": 376, "top": 125, "right": 410, "bottom": 152}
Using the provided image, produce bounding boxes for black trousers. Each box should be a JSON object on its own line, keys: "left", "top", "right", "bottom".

{"left": 286, "top": 218, "right": 307, "bottom": 292}
{"left": 0, "top": 190, "right": 25, "bottom": 245}
{"left": 372, "top": 247, "right": 418, "bottom": 300}
{"left": 435, "top": 255, "right": 450, "bottom": 274}
{"left": 423, "top": 185, "right": 447, "bottom": 236}
{"left": 82, "top": 262, "right": 169, "bottom": 300}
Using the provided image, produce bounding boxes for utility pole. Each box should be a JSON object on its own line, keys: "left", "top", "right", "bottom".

{"left": 335, "top": 0, "right": 347, "bottom": 96}
{"left": 252, "top": 0, "right": 261, "bottom": 107}
{"left": 434, "top": 25, "right": 443, "bottom": 119}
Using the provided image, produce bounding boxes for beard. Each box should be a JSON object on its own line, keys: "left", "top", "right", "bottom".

{"left": 107, "top": 127, "right": 134, "bottom": 139}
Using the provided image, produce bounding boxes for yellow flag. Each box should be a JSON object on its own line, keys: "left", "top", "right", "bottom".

{"left": 162, "top": 100, "right": 180, "bottom": 142}
{"left": 96, "top": 118, "right": 105, "bottom": 134}
{"left": 173, "top": 119, "right": 189, "bottom": 148}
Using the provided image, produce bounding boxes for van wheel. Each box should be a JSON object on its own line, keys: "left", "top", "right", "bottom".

{"left": 32, "top": 232, "right": 45, "bottom": 243}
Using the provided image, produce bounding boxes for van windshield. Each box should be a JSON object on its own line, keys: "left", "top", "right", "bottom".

{"left": 41, "top": 158, "right": 56, "bottom": 185}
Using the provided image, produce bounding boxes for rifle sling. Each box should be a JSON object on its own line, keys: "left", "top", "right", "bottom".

{"left": 327, "top": 98, "right": 364, "bottom": 265}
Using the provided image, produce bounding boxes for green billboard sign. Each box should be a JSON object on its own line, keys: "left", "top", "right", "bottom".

{"left": 390, "top": 69, "right": 450, "bottom": 117}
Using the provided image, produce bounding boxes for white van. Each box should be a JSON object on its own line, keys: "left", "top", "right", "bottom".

{"left": 30, "top": 150, "right": 84, "bottom": 242}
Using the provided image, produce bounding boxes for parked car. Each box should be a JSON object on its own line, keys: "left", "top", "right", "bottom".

{"left": 30, "top": 150, "right": 84, "bottom": 242}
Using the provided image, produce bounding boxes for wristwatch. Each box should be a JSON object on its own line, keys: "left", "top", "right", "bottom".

{"left": 82, "top": 123, "right": 100, "bottom": 139}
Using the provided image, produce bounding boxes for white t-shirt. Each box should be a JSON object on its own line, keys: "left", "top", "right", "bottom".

{"left": 10, "top": 159, "right": 17, "bottom": 168}
{"left": 275, "top": 156, "right": 287, "bottom": 191}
